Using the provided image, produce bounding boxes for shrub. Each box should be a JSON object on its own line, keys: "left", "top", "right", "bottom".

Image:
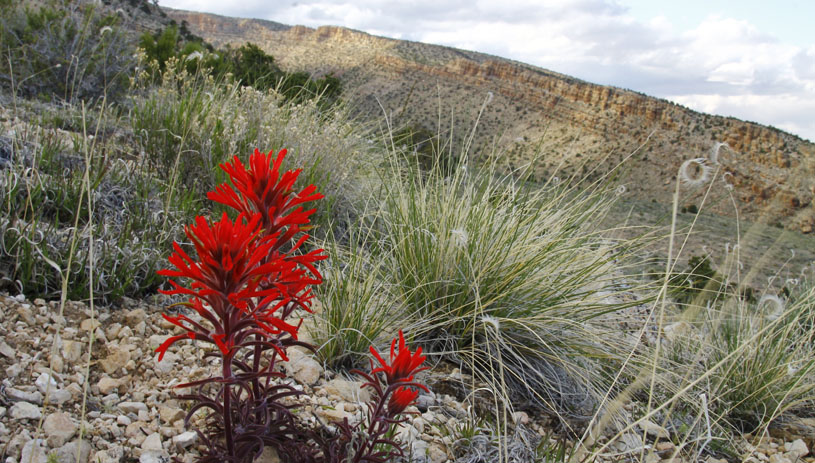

{"left": 0, "top": 0, "right": 133, "bottom": 103}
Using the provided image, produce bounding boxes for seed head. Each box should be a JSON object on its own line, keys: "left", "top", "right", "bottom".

{"left": 679, "top": 158, "right": 712, "bottom": 187}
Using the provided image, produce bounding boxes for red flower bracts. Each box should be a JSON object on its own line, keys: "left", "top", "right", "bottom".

{"left": 370, "top": 330, "right": 429, "bottom": 385}
{"left": 208, "top": 148, "right": 323, "bottom": 248}
{"left": 388, "top": 386, "right": 420, "bottom": 415}
{"left": 155, "top": 148, "right": 326, "bottom": 364}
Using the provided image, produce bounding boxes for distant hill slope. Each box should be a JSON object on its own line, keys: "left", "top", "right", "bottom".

{"left": 166, "top": 8, "right": 815, "bottom": 233}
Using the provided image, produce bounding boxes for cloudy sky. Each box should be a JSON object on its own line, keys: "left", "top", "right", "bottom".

{"left": 159, "top": 0, "right": 815, "bottom": 141}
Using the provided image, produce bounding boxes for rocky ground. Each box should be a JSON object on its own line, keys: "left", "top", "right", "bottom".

{"left": 0, "top": 292, "right": 813, "bottom": 463}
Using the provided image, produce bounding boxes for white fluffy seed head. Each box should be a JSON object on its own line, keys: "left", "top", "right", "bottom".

{"left": 679, "top": 158, "right": 712, "bottom": 187}
{"left": 481, "top": 316, "right": 500, "bottom": 331}
{"left": 450, "top": 228, "right": 468, "bottom": 249}
{"left": 709, "top": 142, "right": 729, "bottom": 165}
{"left": 758, "top": 294, "right": 785, "bottom": 320}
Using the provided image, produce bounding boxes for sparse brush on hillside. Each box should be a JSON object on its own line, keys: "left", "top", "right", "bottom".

{"left": 0, "top": 1, "right": 370, "bottom": 302}
{"left": 139, "top": 24, "right": 342, "bottom": 108}
{"left": 130, "top": 59, "right": 373, "bottom": 236}
{"left": 0, "top": 0, "right": 133, "bottom": 103}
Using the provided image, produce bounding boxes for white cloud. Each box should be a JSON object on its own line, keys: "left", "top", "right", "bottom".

{"left": 160, "top": 0, "right": 815, "bottom": 141}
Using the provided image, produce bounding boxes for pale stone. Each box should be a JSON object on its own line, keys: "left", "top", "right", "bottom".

{"left": 80, "top": 318, "right": 101, "bottom": 331}
{"left": 7, "top": 387, "right": 43, "bottom": 404}
{"left": 49, "top": 388, "right": 72, "bottom": 405}
{"left": 43, "top": 412, "right": 76, "bottom": 447}
{"left": 50, "top": 354, "right": 64, "bottom": 373}
{"left": 314, "top": 406, "right": 353, "bottom": 424}
{"left": 154, "top": 351, "right": 177, "bottom": 375}
{"left": 428, "top": 443, "right": 448, "bottom": 463}
{"left": 769, "top": 454, "right": 792, "bottom": 463}
{"left": 172, "top": 431, "right": 198, "bottom": 450}
{"left": 106, "top": 323, "right": 123, "bottom": 340}
{"left": 640, "top": 419, "right": 670, "bottom": 439}
{"left": 142, "top": 432, "right": 163, "bottom": 451}
{"left": 98, "top": 376, "right": 125, "bottom": 395}
{"left": 512, "top": 411, "right": 530, "bottom": 425}
{"left": 35, "top": 372, "right": 59, "bottom": 394}
{"left": 124, "top": 308, "right": 147, "bottom": 326}
{"left": 139, "top": 450, "right": 170, "bottom": 463}
{"left": 17, "top": 305, "right": 36, "bottom": 325}
{"left": 159, "top": 406, "right": 185, "bottom": 425}
{"left": 10, "top": 401, "right": 41, "bottom": 420}
{"left": 100, "top": 345, "right": 131, "bottom": 375}
{"left": 0, "top": 341, "right": 15, "bottom": 358}
{"left": 62, "top": 340, "right": 83, "bottom": 362}
{"left": 93, "top": 446, "right": 125, "bottom": 463}
{"left": 118, "top": 326, "right": 133, "bottom": 339}
{"left": 54, "top": 440, "right": 92, "bottom": 463}
{"left": 20, "top": 439, "right": 48, "bottom": 463}
{"left": 321, "top": 378, "right": 370, "bottom": 403}
{"left": 283, "top": 349, "right": 323, "bottom": 386}
{"left": 8, "top": 429, "right": 32, "bottom": 458}
{"left": 148, "top": 335, "right": 165, "bottom": 350}
{"left": 6, "top": 363, "right": 23, "bottom": 378}
{"left": 119, "top": 401, "right": 148, "bottom": 413}
{"left": 410, "top": 439, "right": 428, "bottom": 458}
{"left": 125, "top": 421, "right": 148, "bottom": 440}
{"left": 785, "top": 439, "right": 809, "bottom": 459}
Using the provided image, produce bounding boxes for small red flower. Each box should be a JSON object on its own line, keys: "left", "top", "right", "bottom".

{"left": 388, "top": 386, "right": 419, "bottom": 415}
{"left": 370, "top": 330, "right": 428, "bottom": 385}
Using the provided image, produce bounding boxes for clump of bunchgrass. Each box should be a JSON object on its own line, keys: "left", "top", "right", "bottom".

{"left": 378, "top": 147, "right": 647, "bottom": 421}
{"left": 703, "top": 288, "right": 815, "bottom": 431}
{"left": 308, "top": 221, "right": 405, "bottom": 370}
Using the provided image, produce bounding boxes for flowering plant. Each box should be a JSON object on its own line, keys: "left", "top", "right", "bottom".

{"left": 156, "top": 148, "right": 428, "bottom": 463}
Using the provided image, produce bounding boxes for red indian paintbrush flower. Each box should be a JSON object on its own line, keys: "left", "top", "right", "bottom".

{"left": 156, "top": 148, "right": 327, "bottom": 365}
{"left": 208, "top": 148, "right": 324, "bottom": 244}
{"left": 388, "top": 386, "right": 420, "bottom": 415}
{"left": 154, "top": 212, "right": 301, "bottom": 361}
{"left": 370, "top": 330, "right": 428, "bottom": 385}
{"left": 158, "top": 212, "right": 274, "bottom": 298}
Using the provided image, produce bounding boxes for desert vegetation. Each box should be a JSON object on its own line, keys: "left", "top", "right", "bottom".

{"left": 0, "top": 1, "right": 813, "bottom": 463}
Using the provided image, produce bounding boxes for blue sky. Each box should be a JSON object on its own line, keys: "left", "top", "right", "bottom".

{"left": 159, "top": 0, "right": 815, "bottom": 142}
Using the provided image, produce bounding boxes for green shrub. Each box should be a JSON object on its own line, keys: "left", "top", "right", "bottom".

{"left": 0, "top": 121, "right": 188, "bottom": 302}
{"left": 139, "top": 25, "right": 179, "bottom": 72}
{"left": 0, "top": 1, "right": 133, "bottom": 103}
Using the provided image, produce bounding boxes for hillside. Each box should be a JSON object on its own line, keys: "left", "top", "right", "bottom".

{"left": 166, "top": 9, "right": 815, "bottom": 234}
